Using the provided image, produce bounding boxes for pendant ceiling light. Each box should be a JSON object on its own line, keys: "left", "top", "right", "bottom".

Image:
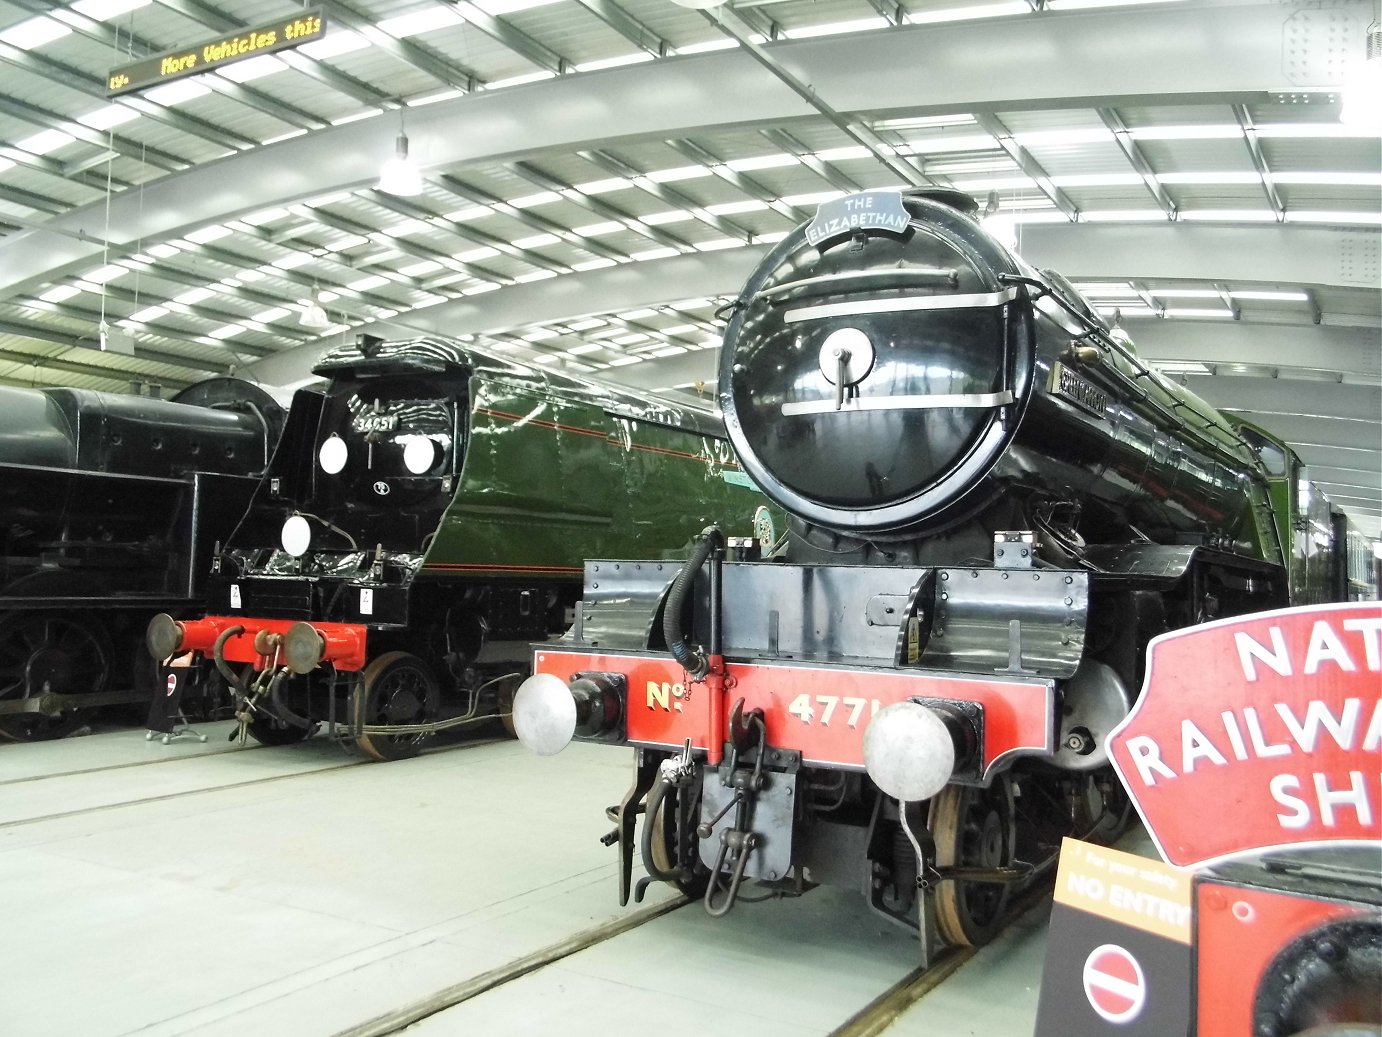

{"left": 376, "top": 132, "right": 424, "bottom": 196}
{"left": 300, "top": 291, "right": 330, "bottom": 330}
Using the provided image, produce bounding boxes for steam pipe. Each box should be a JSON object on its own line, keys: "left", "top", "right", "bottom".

{"left": 212, "top": 625, "right": 246, "bottom": 693}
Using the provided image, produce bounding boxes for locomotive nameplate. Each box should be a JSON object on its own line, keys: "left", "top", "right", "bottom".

{"left": 806, "top": 191, "right": 911, "bottom": 247}
{"left": 1050, "top": 361, "right": 1109, "bottom": 419}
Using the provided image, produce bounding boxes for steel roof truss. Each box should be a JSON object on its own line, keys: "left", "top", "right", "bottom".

{"left": 1099, "top": 107, "right": 1177, "bottom": 219}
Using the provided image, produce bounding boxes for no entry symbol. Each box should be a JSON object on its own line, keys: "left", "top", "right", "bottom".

{"left": 1082, "top": 943, "right": 1146, "bottom": 1024}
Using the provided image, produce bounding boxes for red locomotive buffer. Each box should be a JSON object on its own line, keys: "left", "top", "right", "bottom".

{"left": 1194, "top": 852, "right": 1382, "bottom": 1037}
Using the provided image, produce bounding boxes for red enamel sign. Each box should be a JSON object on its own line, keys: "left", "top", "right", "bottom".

{"left": 1108, "top": 602, "right": 1382, "bottom": 868}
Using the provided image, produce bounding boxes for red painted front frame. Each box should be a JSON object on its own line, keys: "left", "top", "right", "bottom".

{"left": 175, "top": 615, "right": 369, "bottom": 672}
{"left": 534, "top": 648, "right": 1055, "bottom": 780}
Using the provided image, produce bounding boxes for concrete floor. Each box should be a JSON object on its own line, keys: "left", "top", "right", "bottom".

{"left": 0, "top": 724, "right": 1074, "bottom": 1037}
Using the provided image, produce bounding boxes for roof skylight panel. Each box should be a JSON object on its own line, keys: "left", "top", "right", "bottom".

{"left": 1284, "top": 211, "right": 1382, "bottom": 226}
{"left": 645, "top": 165, "right": 713, "bottom": 184}
{"left": 512, "top": 232, "right": 561, "bottom": 249}
{"left": 672, "top": 39, "right": 739, "bottom": 56}
{"left": 471, "top": 0, "right": 564, "bottom": 14}
{"left": 781, "top": 18, "right": 889, "bottom": 39}
{"left": 218, "top": 54, "right": 289, "bottom": 84}
{"left": 906, "top": 2, "right": 1029, "bottom": 24}
{"left": 694, "top": 238, "right": 744, "bottom": 252}
{"left": 76, "top": 105, "right": 141, "bottom": 131}
{"left": 38, "top": 285, "right": 83, "bottom": 303}
{"left": 69, "top": 0, "right": 152, "bottom": 20}
{"left": 299, "top": 31, "right": 371, "bottom": 60}
{"left": 142, "top": 80, "right": 212, "bottom": 107}
{"left": 0, "top": 16, "right": 71, "bottom": 49}
{"left": 1271, "top": 172, "right": 1382, "bottom": 186}
{"left": 14, "top": 129, "right": 77, "bottom": 156}
{"left": 1178, "top": 209, "right": 1278, "bottom": 222}
{"left": 573, "top": 53, "right": 654, "bottom": 73}
{"left": 572, "top": 177, "right": 631, "bottom": 195}
{"left": 377, "top": 7, "right": 467, "bottom": 38}
{"left": 482, "top": 72, "right": 559, "bottom": 92}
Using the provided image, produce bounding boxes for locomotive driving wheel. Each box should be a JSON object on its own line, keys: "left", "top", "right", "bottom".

{"left": 351, "top": 651, "right": 440, "bottom": 762}
{"left": 1071, "top": 768, "right": 1131, "bottom": 846}
{"left": 0, "top": 612, "right": 111, "bottom": 741}
{"left": 929, "top": 774, "right": 1017, "bottom": 947}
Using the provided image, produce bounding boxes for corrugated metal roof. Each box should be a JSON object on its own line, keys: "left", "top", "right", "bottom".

{"left": 0, "top": 0, "right": 1376, "bottom": 527}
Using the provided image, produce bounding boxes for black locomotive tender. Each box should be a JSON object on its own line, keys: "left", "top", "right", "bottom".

{"left": 0, "top": 377, "right": 284, "bottom": 740}
{"left": 513, "top": 188, "right": 1353, "bottom": 960}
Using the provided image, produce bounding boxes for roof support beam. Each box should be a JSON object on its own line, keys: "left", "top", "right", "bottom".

{"left": 369, "top": 186, "right": 569, "bottom": 275}
{"left": 434, "top": 174, "right": 630, "bottom": 265}
{"left": 0, "top": 43, "right": 261, "bottom": 151}
{"left": 1234, "top": 103, "right": 1286, "bottom": 221}
{"left": 975, "top": 113, "right": 1078, "bottom": 220}
{"left": 450, "top": 1, "right": 569, "bottom": 74}
{"left": 1020, "top": 222, "right": 1382, "bottom": 291}
{"left": 699, "top": 4, "right": 926, "bottom": 188}
{"left": 666, "top": 139, "right": 808, "bottom": 224}
{"left": 0, "top": 93, "right": 187, "bottom": 171}
{"left": 322, "top": 0, "right": 480, "bottom": 92}
{"left": 1099, "top": 107, "right": 1178, "bottom": 218}
{"left": 507, "top": 161, "right": 695, "bottom": 252}
{"left": 760, "top": 128, "right": 863, "bottom": 194}
{"left": 244, "top": 246, "right": 770, "bottom": 385}
{"left": 572, "top": 0, "right": 669, "bottom": 56}
{"left": 578, "top": 149, "right": 756, "bottom": 241}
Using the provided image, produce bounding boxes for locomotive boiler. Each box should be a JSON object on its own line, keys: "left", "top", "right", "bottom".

{"left": 147, "top": 336, "right": 771, "bottom": 760}
{"left": 511, "top": 188, "right": 1345, "bottom": 957}
{"left": 0, "top": 377, "right": 284, "bottom": 740}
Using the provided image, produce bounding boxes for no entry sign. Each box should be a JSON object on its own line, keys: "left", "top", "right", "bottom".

{"left": 1082, "top": 944, "right": 1145, "bottom": 1023}
{"left": 1108, "top": 602, "right": 1382, "bottom": 868}
{"left": 1034, "top": 840, "right": 1192, "bottom": 1037}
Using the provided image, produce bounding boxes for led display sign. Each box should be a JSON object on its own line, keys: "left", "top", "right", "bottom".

{"left": 107, "top": 10, "right": 326, "bottom": 97}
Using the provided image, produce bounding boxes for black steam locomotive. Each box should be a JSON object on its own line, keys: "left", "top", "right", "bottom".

{"left": 147, "top": 336, "right": 770, "bottom": 760}
{"left": 0, "top": 377, "right": 284, "bottom": 740}
{"left": 512, "top": 188, "right": 1355, "bottom": 959}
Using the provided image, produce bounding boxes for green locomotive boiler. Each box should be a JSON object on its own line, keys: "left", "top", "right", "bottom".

{"left": 148, "top": 335, "right": 772, "bottom": 759}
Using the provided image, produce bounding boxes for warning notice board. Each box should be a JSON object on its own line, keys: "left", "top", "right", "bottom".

{"left": 1033, "top": 839, "right": 1192, "bottom": 1037}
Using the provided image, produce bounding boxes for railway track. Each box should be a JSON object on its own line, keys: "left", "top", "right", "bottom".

{"left": 0, "top": 737, "right": 267, "bottom": 788}
{"left": 331, "top": 874, "right": 1052, "bottom": 1037}
{"left": 0, "top": 732, "right": 502, "bottom": 830}
{"left": 335, "top": 895, "right": 691, "bottom": 1037}
{"left": 826, "top": 883, "right": 1056, "bottom": 1037}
